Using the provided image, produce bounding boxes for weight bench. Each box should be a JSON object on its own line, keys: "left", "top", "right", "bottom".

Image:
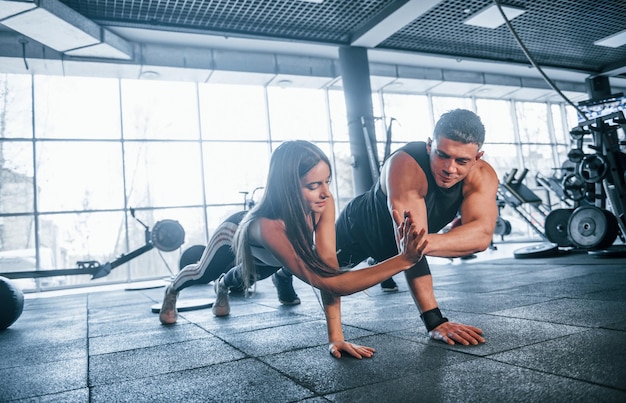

{"left": 498, "top": 168, "right": 550, "bottom": 241}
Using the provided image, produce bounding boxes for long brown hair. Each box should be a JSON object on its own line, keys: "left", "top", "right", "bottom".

{"left": 233, "top": 140, "right": 340, "bottom": 288}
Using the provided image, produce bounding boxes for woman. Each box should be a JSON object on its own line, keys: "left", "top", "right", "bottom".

{"left": 159, "top": 210, "right": 301, "bottom": 325}
{"left": 162, "top": 140, "right": 427, "bottom": 358}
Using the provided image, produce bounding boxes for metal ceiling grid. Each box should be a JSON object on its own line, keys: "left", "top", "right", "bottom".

{"left": 51, "top": 0, "right": 626, "bottom": 79}
{"left": 383, "top": 0, "right": 626, "bottom": 73}
{"left": 60, "top": 0, "right": 394, "bottom": 43}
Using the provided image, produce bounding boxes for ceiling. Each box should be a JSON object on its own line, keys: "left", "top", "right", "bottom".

{"left": 1, "top": 0, "right": 626, "bottom": 101}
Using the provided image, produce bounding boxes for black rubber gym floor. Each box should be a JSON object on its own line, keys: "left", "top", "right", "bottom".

{"left": 1, "top": 242, "right": 625, "bottom": 402}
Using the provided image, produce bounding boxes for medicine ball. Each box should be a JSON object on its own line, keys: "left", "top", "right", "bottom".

{"left": 0, "top": 276, "right": 24, "bottom": 331}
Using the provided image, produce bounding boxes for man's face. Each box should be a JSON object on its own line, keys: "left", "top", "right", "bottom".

{"left": 427, "top": 137, "right": 483, "bottom": 188}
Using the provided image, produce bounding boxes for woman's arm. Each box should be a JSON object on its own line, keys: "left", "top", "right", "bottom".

{"left": 257, "top": 210, "right": 427, "bottom": 296}
{"left": 313, "top": 197, "right": 376, "bottom": 359}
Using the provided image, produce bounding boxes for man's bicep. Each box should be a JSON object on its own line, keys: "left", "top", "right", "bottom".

{"left": 384, "top": 155, "right": 428, "bottom": 229}
{"left": 461, "top": 170, "right": 499, "bottom": 225}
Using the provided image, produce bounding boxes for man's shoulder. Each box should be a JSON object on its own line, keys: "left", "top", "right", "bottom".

{"left": 465, "top": 160, "right": 499, "bottom": 188}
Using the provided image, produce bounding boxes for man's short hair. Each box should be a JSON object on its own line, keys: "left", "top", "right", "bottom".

{"left": 433, "top": 109, "right": 485, "bottom": 149}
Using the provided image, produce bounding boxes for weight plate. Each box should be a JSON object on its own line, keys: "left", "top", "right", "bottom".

{"left": 567, "top": 148, "right": 585, "bottom": 163}
{"left": 561, "top": 174, "right": 586, "bottom": 201}
{"left": 544, "top": 209, "right": 574, "bottom": 247}
{"left": 578, "top": 154, "right": 608, "bottom": 183}
{"left": 151, "top": 219, "right": 186, "bottom": 252}
{"left": 504, "top": 219, "right": 512, "bottom": 236}
{"left": 494, "top": 217, "right": 507, "bottom": 235}
{"left": 597, "top": 209, "right": 619, "bottom": 250}
{"left": 179, "top": 245, "right": 206, "bottom": 270}
{"left": 513, "top": 242, "right": 559, "bottom": 259}
{"left": 567, "top": 206, "right": 618, "bottom": 249}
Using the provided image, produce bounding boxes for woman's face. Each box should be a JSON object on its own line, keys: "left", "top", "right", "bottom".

{"left": 300, "top": 161, "right": 332, "bottom": 214}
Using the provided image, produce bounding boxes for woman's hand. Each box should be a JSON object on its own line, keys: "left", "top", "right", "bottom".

{"left": 328, "top": 341, "right": 376, "bottom": 359}
{"left": 394, "top": 210, "right": 428, "bottom": 263}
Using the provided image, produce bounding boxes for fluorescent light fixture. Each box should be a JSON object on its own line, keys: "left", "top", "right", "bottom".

{"left": 352, "top": 0, "right": 440, "bottom": 47}
{"left": 594, "top": 29, "right": 626, "bottom": 48}
{"left": 0, "top": 0, "right": 132, "bottom": 59}
{"left": 464, "top": 4, "right": 526, "bottom": 29}
{"left": 0, "top": 0, "right": 36, "bottom": 20}
{"left": 1, "top": 0, "right": 100, "bottom": 52}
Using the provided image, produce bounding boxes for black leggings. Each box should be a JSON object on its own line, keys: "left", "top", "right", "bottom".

{"left": 170, "top": 211, "right": 286, "bottom": 292}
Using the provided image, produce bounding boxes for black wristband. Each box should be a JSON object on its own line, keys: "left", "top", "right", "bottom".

{"left": 420, "top": 307, "right": 449, "bottom": 332}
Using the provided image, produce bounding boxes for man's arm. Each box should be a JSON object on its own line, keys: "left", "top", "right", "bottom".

{"left": 382, "top": 151, "right": 487, "bottom": 346}
{"left": 422, "top": 160, "right": 499, "bottom": 257}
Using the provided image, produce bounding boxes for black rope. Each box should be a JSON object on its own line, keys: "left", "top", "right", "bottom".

{"left": 492, "top": 0, "right": 588, "bottom": 120}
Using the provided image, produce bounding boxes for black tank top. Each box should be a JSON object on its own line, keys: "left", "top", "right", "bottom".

{"left": 373, "top": 141, "right": 464, "bottom": 233}
{"left": 338, "top": 141, "right": 465, "bottom": 257}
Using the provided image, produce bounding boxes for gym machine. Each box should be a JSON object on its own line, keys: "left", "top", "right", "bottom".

{"left": 498, "top": 167, "right": 551, "bottom": 243}
{"left": 563, "top": 106, "right": 626, "bottom": 250}
{"left": 1, "top": 209, "right": 185, "bottom": 281}
{"left": 511, "top": 96, "right": 626, "bottom": 258}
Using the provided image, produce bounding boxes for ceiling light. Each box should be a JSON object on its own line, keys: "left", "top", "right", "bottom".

{"left": 594, "top": 29, "right": 626, "bottom": 48}
{"left": 463, "top": 4, "right": 526, "bottom": 29}
{"left": 0, "top": 0, "right": 132, "bottom": 59}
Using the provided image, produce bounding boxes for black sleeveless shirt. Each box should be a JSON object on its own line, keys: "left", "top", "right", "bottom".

{"left": 339, "top": 141, "right": 464, "bottom": 255}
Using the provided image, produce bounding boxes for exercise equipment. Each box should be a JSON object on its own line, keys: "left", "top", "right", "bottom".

{"left": 544, "top": 208, "right": 574, "bottom": 247}
{"left": 567, "top": 205, "right": 619, "bottom": 249}
{"left": 498, "top": 168, "right": 551, "bottom": 242}
{"left": 513, "top": 243, "right": 560, "bottom": 259}
{"left": 571, "top": 107, "right": 626, "bottom": 243}
{"left": 0, "top": 276, "right": 24, "bottom": 330}
{"left": 1, "top": 209, "right": 185, "bottom": 280}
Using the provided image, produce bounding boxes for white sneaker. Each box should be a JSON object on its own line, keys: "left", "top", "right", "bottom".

{"left": 212, "top": 274, "right": 230, "bottom": 317}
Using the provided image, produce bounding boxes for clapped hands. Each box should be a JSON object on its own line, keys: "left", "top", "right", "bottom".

{"left": 393, "top": 210, "right": 428, "bottom": 264}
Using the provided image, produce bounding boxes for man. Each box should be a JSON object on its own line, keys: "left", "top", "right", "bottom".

{"left": 335, "top": 108, "right": 498, "bottom": 346}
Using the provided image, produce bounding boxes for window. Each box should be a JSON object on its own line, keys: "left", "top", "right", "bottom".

{"left": 0, "top": 72, "right": 581, "bottom": 292}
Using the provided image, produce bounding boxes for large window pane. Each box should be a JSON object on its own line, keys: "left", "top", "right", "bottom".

{"left": 0, "top": 141, "right": 34, "bottom": 213}
{"left": 380, "top": 93, "right": 431, "bottom": 143}
{"left": 516, "top": 102, "right": 550, "bottom": 143}
{"left": 432, "top": 96, "right": 472, "bottom": 120}
{"left": 331, "top": 142, "right": 355, "bottom": 209}
{"left": 268, "top": 87, "right": 329, "bottom": 141}
{"left": 203, "top": 142, "right": 270, "bottom": 205}
{"left": 0, "top": 215, "right": 37, "bottom": 280}
{"left": 34, "top": 76, "right": 121, "bottom": 139}
{"left": 36, "top": 142, "right": 124, "bottom": 212}
{"left": 482, "top": 143, "right": 521, "bottom": 182}
{"left": 521, "top": 144, "right": 558, "bottom": 176}
{"left": 125, "top": 141, "right": 204, "bottom": 208}
{"left": 37, "top": 211, "right": 127, "bottom": 287}
{"left": 199, "top": 83, "right": 268, "bottom": 140}
{"left": 0, "top": 74, "right": 33, "bottom": 138}
{"left": 328, "top": 89, "right": 349, "bottom": 142}
{"left": 121, "top": 79, "right": 199, "bottom": 139}
{"left": 476, "top": 99, "right": 516, "bottom": 143}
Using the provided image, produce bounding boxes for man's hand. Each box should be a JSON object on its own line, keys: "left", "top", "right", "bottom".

{"left": 329, "top": 341, "right": 376, "bottom": 359}
{"left": 428, "top": 321, "right": 485, "bottom": 346}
